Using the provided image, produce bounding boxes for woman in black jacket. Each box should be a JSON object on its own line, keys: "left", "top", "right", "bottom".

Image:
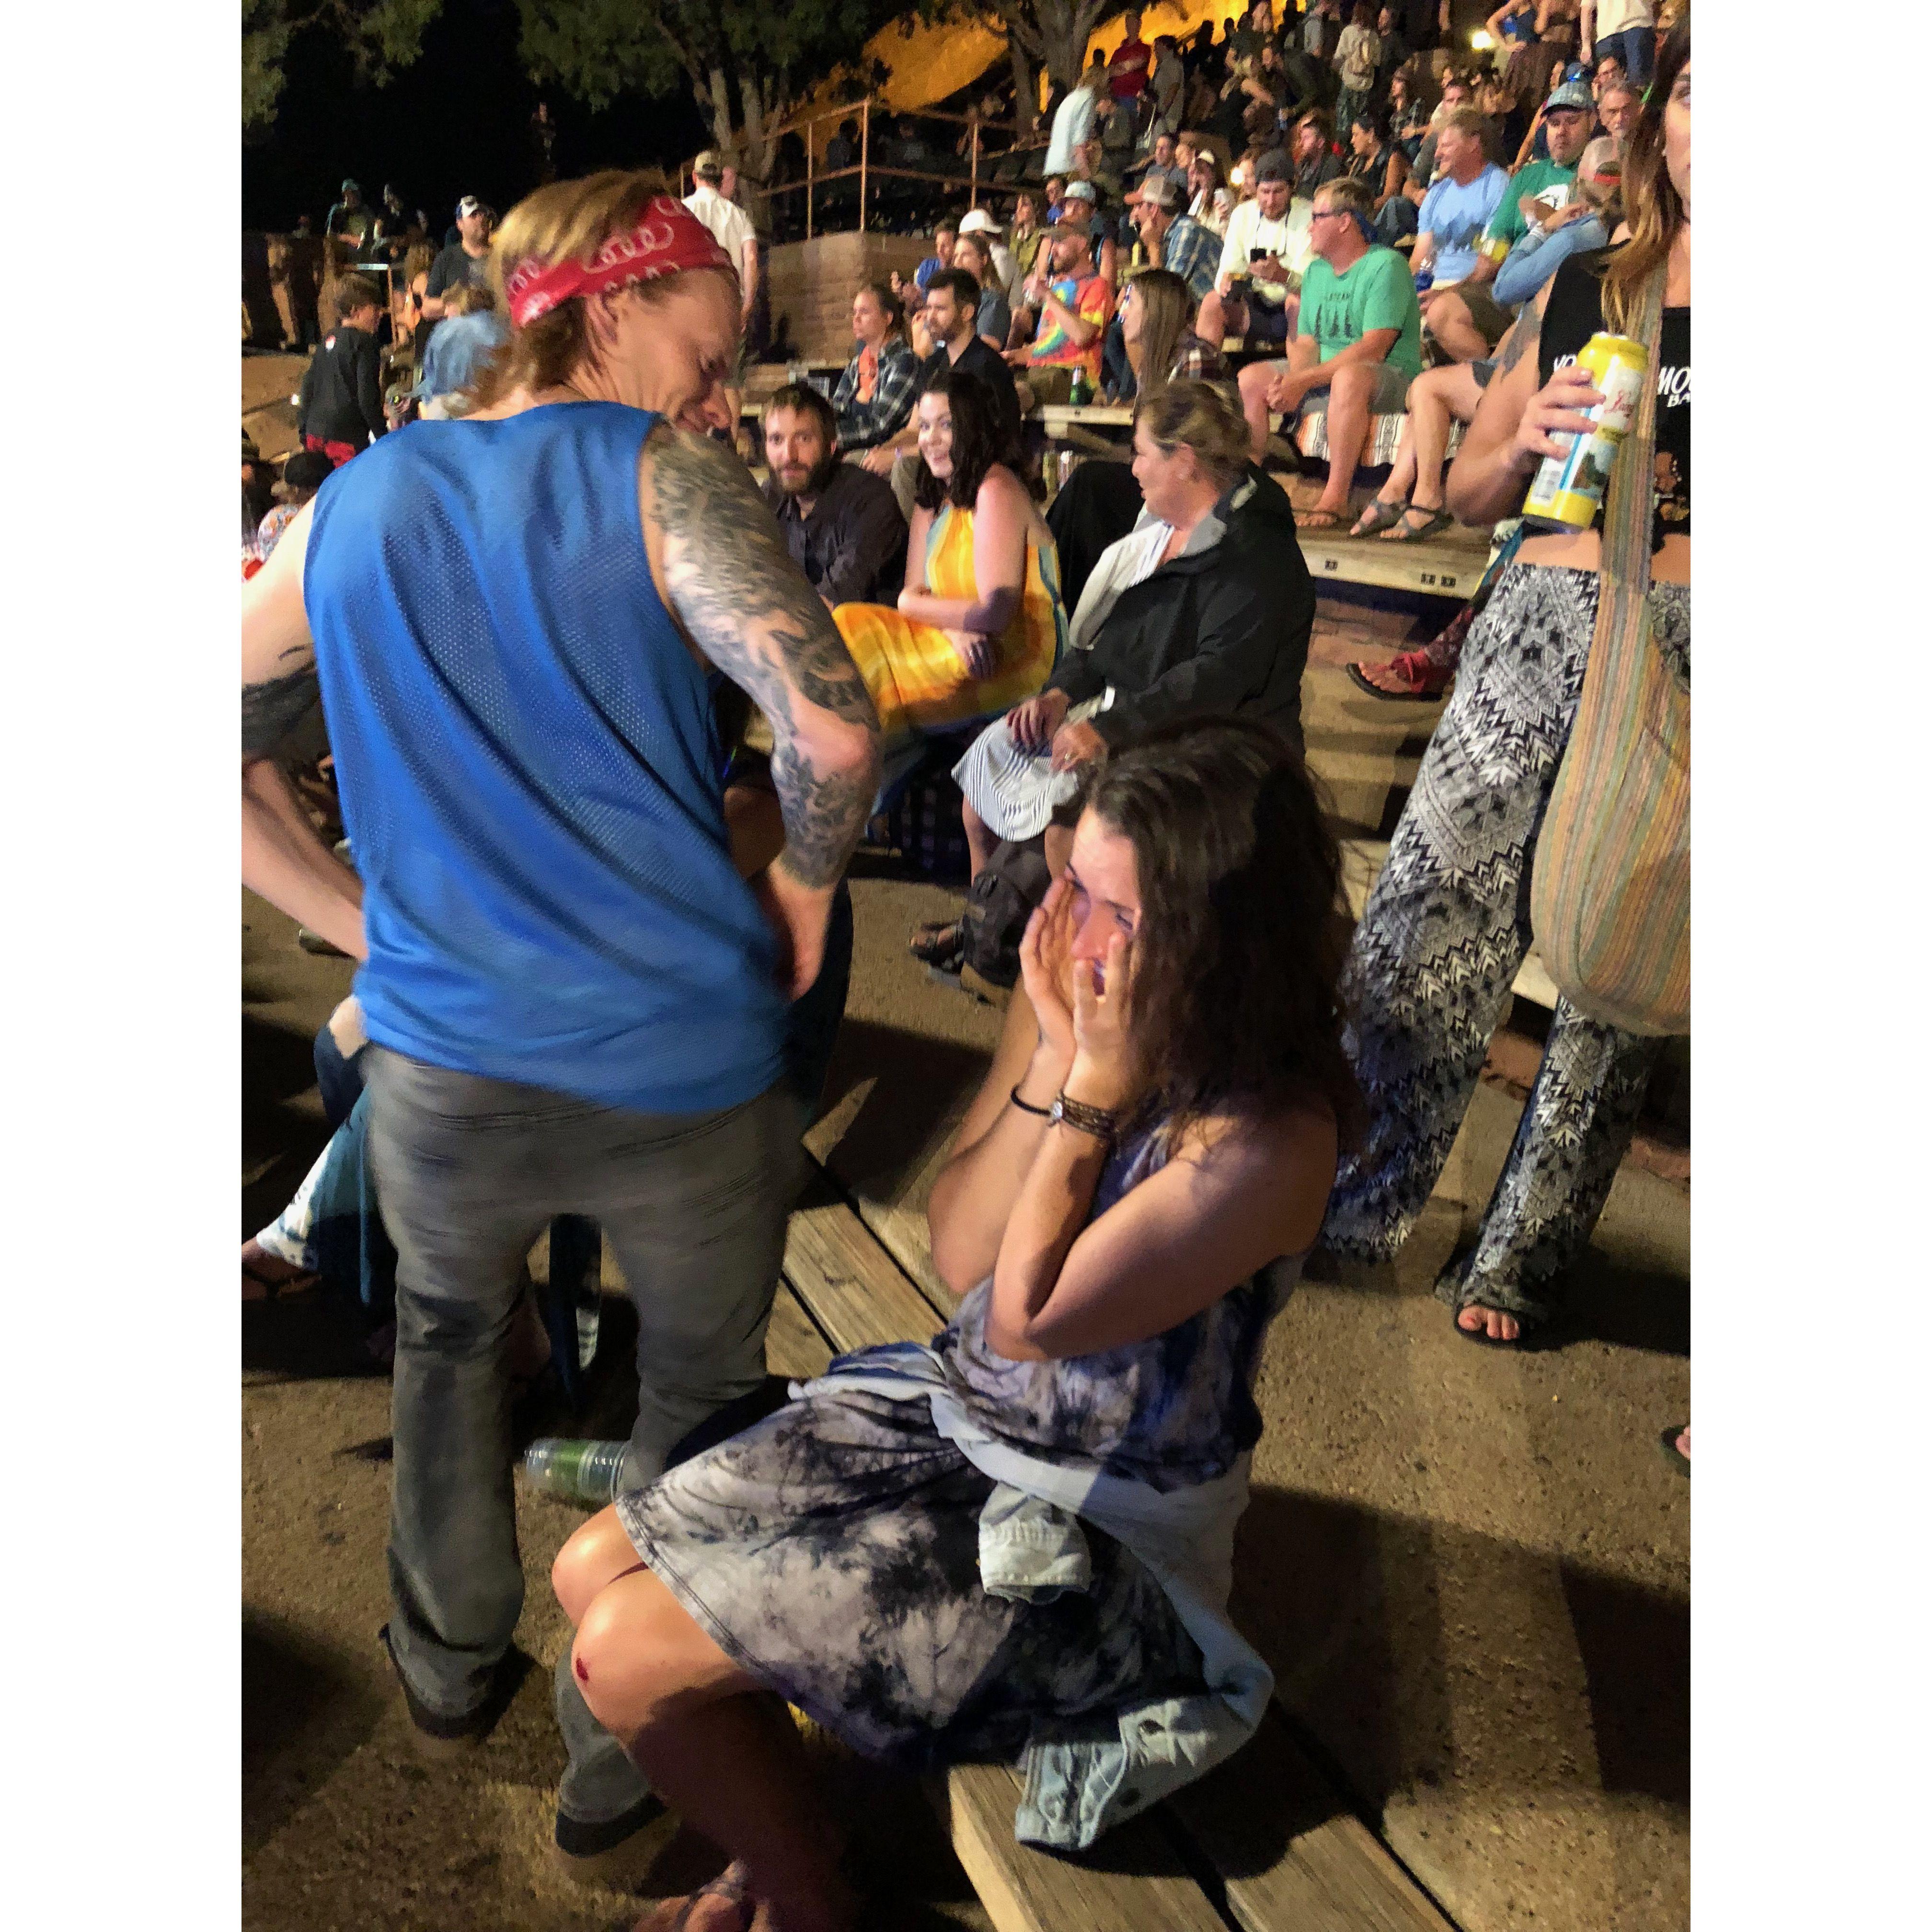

{"left": 949, "top": 381, "right": 1314, "bottom": 886}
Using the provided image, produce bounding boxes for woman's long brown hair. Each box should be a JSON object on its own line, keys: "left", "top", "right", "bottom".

{"left": 1125, "top": 268, "right": 1190, "bottom": 403}
{"left": 1079, "top": 718, "right": 1363, "bottom": 1145}
{"left": 1599, "top": 13, "right": 1689, "bottom": 336}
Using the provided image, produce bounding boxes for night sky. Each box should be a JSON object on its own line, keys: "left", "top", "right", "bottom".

{"left": 242, "top": 0, "right": 709, "bottom": 232}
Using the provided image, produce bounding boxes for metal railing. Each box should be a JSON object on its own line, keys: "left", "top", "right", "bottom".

{"left": 678, "top": 97, "right": 1052, "bottom": 243}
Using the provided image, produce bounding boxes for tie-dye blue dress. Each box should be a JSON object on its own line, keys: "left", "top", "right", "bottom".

{"left": 615, "top": 1119, "right": 1302, "bottom": 1771}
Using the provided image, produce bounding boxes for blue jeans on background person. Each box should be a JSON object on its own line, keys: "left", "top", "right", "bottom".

{"left": 1377, "top": 195, "right": 1419, "bottom": 245}
{"left": 1602, "top": 24, "right": 1654, "bottom": 86}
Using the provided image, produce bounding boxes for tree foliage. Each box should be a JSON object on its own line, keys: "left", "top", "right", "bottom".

{"left": 975, "top": 0, "right": 1131, "bottom": 95}
{"left": 242, "top": 0, "right": 1125, "bottom": 175}
{"left": 242, "top": 0, "right": 442, "bottom": 138}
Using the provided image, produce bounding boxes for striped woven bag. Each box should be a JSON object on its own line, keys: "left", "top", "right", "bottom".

{"left": 1529, "top": 267, "right": 1690, "bottom": 1037}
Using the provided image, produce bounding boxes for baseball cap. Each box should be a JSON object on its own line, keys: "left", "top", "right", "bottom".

{"left": 1253, "top": 150, "right": 1292, "bottom": 185}
{"left": 340, "top": 178, "right": 360, "bottom": 194}
{"left": 1546, "top": 80, "right": 1595, "bottom": 114}
{"left": 1061, "top": 179, "right": 1098, "bottom": 203}
{"left": 1578, "top": 136, "right": 1622, "bottom": 184}
{"left": 1132, "top": 173, "right": 1185, "bottom": 214}
{"left": 694, "top": 149, "right": 724, "bottom": 173}
{"left": 957, "top": 207, "right": 1005, "bottom": 236}
{"left": 456, "top": 195, "right": 488, "bottom": 219}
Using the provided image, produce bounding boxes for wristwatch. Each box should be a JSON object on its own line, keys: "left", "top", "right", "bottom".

{"left": 1048, "top": 1092, "right": 1117, "bottom": 1141}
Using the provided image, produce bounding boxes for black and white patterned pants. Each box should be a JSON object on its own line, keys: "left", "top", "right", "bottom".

{"left": 1322, "top": 562, "right": 1691, "bottom": 1326}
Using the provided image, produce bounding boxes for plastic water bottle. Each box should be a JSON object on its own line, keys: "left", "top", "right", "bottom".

{"left": 522, "top": 1438, "right": 626, "bottom": 1506}
{"left": 1413, "top": 266, "right": 1433, "bottom": 294}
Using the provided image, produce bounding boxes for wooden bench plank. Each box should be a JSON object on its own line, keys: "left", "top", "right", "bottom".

{"left": 1171, "top": 1708, "right": 1454, "bottom": 1932}
{"left": 782, "top": 1177, "right": 951, "bottom": 1353}
{"left": 943, "top": 1762, "right": 1229, "bottom": 1932}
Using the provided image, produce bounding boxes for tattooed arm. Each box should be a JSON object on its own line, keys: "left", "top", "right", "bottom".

{"left": 241, "top": 500, "right": 367, "bottom": 958}
{"left": 639, "top": 426, "right": 882, "bottom": 1000}
{"left": 1445, "top": 282, "right": 1587, "bottom": 527}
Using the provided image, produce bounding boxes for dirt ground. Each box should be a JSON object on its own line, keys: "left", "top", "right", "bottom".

{"left": 243, "top": 528, "right": 1688, "bottom": 1932}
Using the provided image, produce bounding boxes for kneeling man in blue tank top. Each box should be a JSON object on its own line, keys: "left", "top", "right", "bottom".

{"left": 241, "top": 173, "right": 880, "bottom": 1867}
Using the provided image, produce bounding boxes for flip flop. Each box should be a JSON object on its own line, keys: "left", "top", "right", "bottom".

{"left": 1657, "top": 1425, "right": 1690, "bottom": 1477}
{"left": 908, "top": 921, "right": 961, "bottom": 966}
{"left": 1348, "top": 498, "right": 1409, "bottom": 539}
{"left": 1382, "top": 506, "right": 1456, "bottom": 543}
{"left": 1346, "top": 660, "right": 1449, "bottom": 703}
{"left": 635, "top": 1863, "right": 754, "bottom": 1932}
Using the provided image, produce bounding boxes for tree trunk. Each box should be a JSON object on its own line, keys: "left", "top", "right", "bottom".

{"left": 706, "top": 65, "right": 738, "bottom": 164}
{"left": 1007, "top": 39, "right": 1039, "bottom": 135}
{"left": 739, "top": 69, "right": 772, "bottom": 184}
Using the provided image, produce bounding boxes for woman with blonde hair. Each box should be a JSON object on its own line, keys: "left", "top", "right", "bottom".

{"left": 240, "top": 166, "right": 880, "bottom": 1869}
{"left": 926, "top": 379, "right": 1312, "bottom": 934}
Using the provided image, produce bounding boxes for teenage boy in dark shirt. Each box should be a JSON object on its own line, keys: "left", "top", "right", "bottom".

{"left": 297, "top": 274, "right": 388, "bottom": 466}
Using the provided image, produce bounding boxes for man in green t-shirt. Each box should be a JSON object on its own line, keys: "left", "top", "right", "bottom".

{"left": 1235, "top": 177, "right": 1424, "bottom": 528}
{"left": 1426, "top": 78, "right": 1594, "bottom": 361}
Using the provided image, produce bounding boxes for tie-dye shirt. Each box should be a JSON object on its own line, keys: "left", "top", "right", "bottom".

{"left": 1027, "top": 273, "right": 1114, "bottom": 380}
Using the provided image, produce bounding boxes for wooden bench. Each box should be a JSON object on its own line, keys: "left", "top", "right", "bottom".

{"left": 776, "top": 1169, "right": 1459, "bottom": 1932}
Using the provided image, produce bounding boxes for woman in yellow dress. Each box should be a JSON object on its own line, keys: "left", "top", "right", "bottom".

{"left": 834, "top": 367, "right": 1067, "bottom": 745}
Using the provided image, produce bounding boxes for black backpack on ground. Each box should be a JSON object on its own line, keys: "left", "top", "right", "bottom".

{"left": 956, "top": 836, "right": 1052, "bottom": 991}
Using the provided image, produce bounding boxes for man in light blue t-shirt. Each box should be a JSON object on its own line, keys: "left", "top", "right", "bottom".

{"left": 1413, "top": 107, "right": 1508, "bottom": 288}
{"left": 1236, "top": 177, "right": 1424, "bottom": 526}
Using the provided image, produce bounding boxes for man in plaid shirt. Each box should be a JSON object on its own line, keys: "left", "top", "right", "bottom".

{"left": 1128, "top": 173, "right": 1219, "bottom": 302}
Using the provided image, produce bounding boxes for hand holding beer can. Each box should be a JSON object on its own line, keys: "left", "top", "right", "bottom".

{"left": 1522, "top": 332, "right": 1649, "bottom": 531}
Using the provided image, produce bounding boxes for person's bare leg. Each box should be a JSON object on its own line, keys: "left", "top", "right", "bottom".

{"left": 1424, "top": 289, "right": 1490, "bottom": 364}
{"left": 553, "top": 1505, "right": 648, "bottom": 1627}
{"left": 1195, "top": 290, "right": 1236, "bottom": 349}
{"left": 1237, "top": 358, "right": 1281, "bottom": 466}
{"left": 1308, "top": 362, "right": 1380, "bottom": 519}
{"left": 1403, "top": 363, "right": 1482, "bottom": 512}
{"left": 1355, "top": 416, "right": 1420, "bottom": 530}
{"left": 962, "top": 798, "right": 994, "bottom": 880}
{"left": 573, "top": 1568, "right": 856, "bottom": 1932}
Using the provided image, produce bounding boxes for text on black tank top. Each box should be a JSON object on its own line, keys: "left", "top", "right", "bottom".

{"left": 1537, "top": 249, "right": 1689, "bottom": 551}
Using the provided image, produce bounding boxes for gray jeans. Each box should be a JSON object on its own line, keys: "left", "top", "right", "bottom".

{"left": 363, "top": 1047, "right": 799, "bottom": 1819}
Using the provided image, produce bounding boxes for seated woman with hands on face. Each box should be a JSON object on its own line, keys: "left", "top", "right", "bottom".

{"left": 548, "top": 718, "right": 1356, "bottom": 1932}
{"left": 832, "top": 367, "right": 1068, "bottom": 746}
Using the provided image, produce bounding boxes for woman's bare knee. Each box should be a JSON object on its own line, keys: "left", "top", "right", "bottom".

{"left": 552, "top": 1506, "right": 642, "bottom": 1626}
{"left": 571, "top": 1569, "right": 751, "bottom": 1736}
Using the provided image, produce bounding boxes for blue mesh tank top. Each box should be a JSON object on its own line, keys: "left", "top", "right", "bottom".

{"left": 302, "top": 402, "right": 787, "bottom": 1116}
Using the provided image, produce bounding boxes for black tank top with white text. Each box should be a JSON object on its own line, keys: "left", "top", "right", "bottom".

{"left": 1537, "top": 249, "right": 1690, "bottom": 551}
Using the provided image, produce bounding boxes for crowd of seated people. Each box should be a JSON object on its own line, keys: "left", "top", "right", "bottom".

{"left": 240, "top": 14, "right": 1690, "bottom": 1920}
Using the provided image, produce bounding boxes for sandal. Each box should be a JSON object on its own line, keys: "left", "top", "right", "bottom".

{"left": 634, "top": 1863, "right": 753, "bottom": 1932}
{"left": 1294, "top": 506, "right": 1351, "bottom": 531}
{"left": 908, "top": 920, "right": 961, "bottom": 966}
{"left": 1658, "top": 1425, "right": 1690, "bottom": 1477}
{"left": 1345, "top": 649, "right": 1454, "bottom": 702}
{"left": 1382, "top": 505, "right": 1455, "bottom": 544}
{"left": 1348, "top": 497, "right": 1409, "bottom": 539}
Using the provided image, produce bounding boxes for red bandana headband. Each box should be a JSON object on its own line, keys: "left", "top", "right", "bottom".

{"left": 504, "top": 195, "right": 735, "bottom": 329}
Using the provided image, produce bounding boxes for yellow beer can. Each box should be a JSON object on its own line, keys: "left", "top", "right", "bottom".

{"left": 1522, "top": 332, "right": 1649, "bottom": 530}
